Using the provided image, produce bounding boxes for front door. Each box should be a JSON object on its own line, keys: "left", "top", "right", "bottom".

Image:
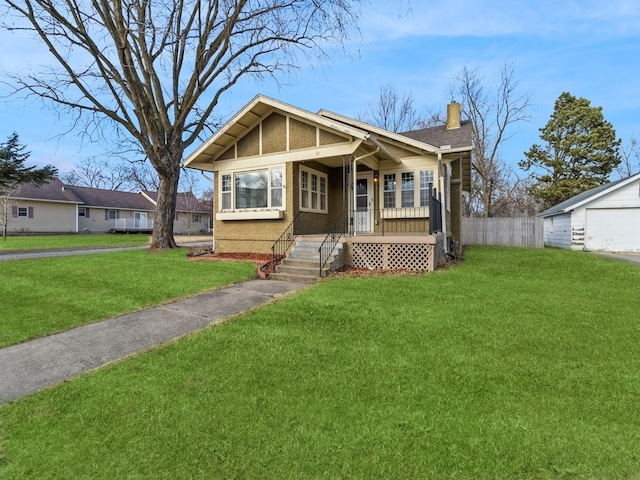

{"left": 355, "top": 173, "right": 373, "bottom": 233}
{"left": 134, "top": 212, "right": 147, "bottom": 229}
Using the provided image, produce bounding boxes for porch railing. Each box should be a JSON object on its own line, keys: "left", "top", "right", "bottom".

{"left": 114, "top": 218, "right": 154, "bottom": 230}
{"left": 346, "top": 204, "right": 442, "bottom": 235}
{"left": 318, "top": 210, "right": 349, "bottom": 276}
{"left": 271, "top": 211, "right": 303, "bottom": 267}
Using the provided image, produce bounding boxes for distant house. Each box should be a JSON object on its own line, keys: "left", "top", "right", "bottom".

{"left": 184, "top": 94, "right": 472, "bottom": 278}
{"left": 539, "top": 173, "right": 640, "bottom": 252}
{"left": 5, "top": 179, "right": 211, "bottom": 235}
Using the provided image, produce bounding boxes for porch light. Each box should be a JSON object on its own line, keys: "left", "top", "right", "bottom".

{"left": 373, "top": 171, "right": 379, "bottom": 182}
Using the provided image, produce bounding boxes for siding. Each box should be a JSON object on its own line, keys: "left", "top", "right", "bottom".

{"left": 7, "top": 201, "right": 77, "bottom": 233}
{"left": 544, "top": 213, "right": 572, "bottom": 248}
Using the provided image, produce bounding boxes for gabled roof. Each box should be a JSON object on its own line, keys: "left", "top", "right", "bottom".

{"left": 70, "top": 185, "right": 154, "bottom": 211}
{"left": 10, "top": 179, "right": 210, "bottom": 214}
{"left": 10, "top": 178, "right": 83, "bottom": 204}
{"left": 185, "top": 95, "right": 375, "bottom": 168}
{"left": 400, "top": 120, "right": 474, "bottom": 152}
{"left": 317, "top": 111, "right": 473, "bottom": 154}
{"left": 539, "top": 172, "right": 640, "bottom": 217}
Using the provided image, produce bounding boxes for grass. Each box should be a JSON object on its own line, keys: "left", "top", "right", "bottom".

{"left": 0, "top": 233, "right": 151, "bottom": 251}
{"left": 2, "top": 247, "right": 640, "bottom": 478}
{"left": 0, "top": 249, "right": 257, "bottom": 347}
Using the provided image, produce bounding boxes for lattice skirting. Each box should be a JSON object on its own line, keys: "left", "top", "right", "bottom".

{"left": 350, "top": 241, "right": 443, "bottom": 271}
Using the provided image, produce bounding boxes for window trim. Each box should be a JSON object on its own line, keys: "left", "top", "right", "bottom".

{"left": 17, "top": 207, "right": 28, "bottom": 218}
{"left": 218, "top": 165, "right": 286, "bottom": 214}
{"left": 299, "top": 165, "right": 328, "bottom": 214}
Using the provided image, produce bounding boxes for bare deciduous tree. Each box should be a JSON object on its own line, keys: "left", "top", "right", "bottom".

{"left": 2, "top": 0, "right": 361, "bottom": 248}
{"left": 452, "top": 63, "right": 531, "bottom": 217}
{"left": 61, "top": 157, "right": 131, "bottom": 191}
{"left": 359, "top": 84, "right": 427, "bottom": 133}
{"left": 616, "top": 133, "right": 640, "bottom": 178}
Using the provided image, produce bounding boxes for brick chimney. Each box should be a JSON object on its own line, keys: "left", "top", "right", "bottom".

{"left": 446, "top": 101, "right": 461, "bottom": 130}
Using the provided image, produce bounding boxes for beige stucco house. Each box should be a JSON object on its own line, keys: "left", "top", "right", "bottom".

{"left": 184, "top": 95, "right": 472, "bottom": 278}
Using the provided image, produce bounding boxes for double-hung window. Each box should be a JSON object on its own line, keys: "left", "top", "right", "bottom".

{"left": 420, "top": 170, "right": 435, "bottom": 206}
{"left": 383, "top": 174, "right": 396, "bottom": 208}
{"left": 401, "top": 172, "right": 414, "bottom": 207}
{"left": 300, "top": 166, "right": 328, "bottom": 214}
{"left": 220, "top": 166, "right": 284, "bottom": 211}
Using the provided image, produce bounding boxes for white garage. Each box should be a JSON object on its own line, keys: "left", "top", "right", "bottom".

{"left": 540, "top": 173, "right": 640, "bottom": 252}
{"left": 585, "top": 208, "right": 640, "bottom": 252}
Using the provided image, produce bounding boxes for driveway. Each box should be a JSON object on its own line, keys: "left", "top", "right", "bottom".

{"left": 592, "top": 252, "right": 640, "bottom": 265}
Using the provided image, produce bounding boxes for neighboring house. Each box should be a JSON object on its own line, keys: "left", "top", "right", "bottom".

{"left": 184, "top": 95, "right": 472, "bottom": 275}
{"left": 3, "top": 178, "right": 83, "bottom": 234}
{"left": 539, "top": 173, "right": 640, "bottom": 252}
{"left": 6, "top": 180, "right": 211, "bottom": 235}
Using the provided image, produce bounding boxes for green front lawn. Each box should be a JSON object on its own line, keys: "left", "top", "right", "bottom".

{"left": 2, "top": 248, "right": 640, "bottom": 478}
{"left": 0, "top": 233, "right": 150, "bottom": 251}
{"left": 0, "top": 249, "right": 257, "bottom": 347}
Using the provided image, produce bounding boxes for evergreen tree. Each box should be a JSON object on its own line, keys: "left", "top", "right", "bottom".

{"left": 519, "top": 92, "right": 621, "bottom": 209}
{"left": 0, "top": 133, "right": 57, "bottom": 190}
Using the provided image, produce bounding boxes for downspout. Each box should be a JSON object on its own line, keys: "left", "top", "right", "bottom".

{"left": 352, "top": 142, "right": 380, "bottom": 237}
{"left": 438, "top": 152, "right": 448, "bottom": 254}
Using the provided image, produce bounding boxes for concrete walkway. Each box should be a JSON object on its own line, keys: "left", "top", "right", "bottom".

{"left": 0, "top": 279, "right": 308, "bottom": 405}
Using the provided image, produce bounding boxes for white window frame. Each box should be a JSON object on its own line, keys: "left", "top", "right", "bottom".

{"left": 17, "top": 207, "right": 28, "bottom": 217}
{"left": 299, "top": 166, "right": 328, "bottom": 214}
{"left": 218, "top": 165, "right": 286, "bottom": 213}
{"left": 381, "top": 168, "right": 436, "bottom": 213}
{"left": 107, "top": 209, "right": 117, "bottom": 220}
{"left": 78, "top": 207, "right": 86, "bottom": 217}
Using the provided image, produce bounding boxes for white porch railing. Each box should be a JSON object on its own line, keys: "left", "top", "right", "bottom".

{"left": 114, "top": 218, "right": 154, "bottom": 230}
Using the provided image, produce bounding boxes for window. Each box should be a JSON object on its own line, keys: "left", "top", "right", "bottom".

{"left": 271, "top": 167, "right": 283, "bottom": 208}
{"left": 192, "top": 213, "right": 201, "bottom": 223}
{"left": 420, "top": 170, "right": 435, "bottom": 206}
{"left": 78, "top": 207, "right": 86, "bottom": 217}
{"left": 107, "top": 210, "right": 117, "bottom": 220}
{"left": 236, "top": 171, "right": 268, "bottom": 209}
{"left": 221, "top": 174, "right": 232, "bottom": 210}
{"left": 17, "top": 207, "right": 28, "bottom": 217}
{"left": 219, "top": 166, "right": 285, "bottom": 212}
{"left": 301, "top": 170, "right": 309, "bottom": 209}
{"left": 300, "top": 166, "right": 328, "bottom": 213}
{"left": 381, "top": 168, "right": 438, "bottom": 212}
{"left": 383, "top": 174, "right": 396, "bottom": 208}
{"left": 401, "top": 172, "right": 414, "bottom": 207}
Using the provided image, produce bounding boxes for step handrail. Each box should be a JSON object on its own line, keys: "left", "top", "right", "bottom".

{"left": 271, "top": 211, "right": 302, "bottom": 268}
{"left": 318, "top": 210, "right": 348, "bottom": 276}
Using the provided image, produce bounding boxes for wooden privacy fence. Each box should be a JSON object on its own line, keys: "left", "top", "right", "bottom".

{"left": 462, "top": 217, "right": 544, "bottom": 248}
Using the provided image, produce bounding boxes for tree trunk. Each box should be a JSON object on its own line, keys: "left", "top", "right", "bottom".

{"left": 150, "top": 156, "right": 181, "bottom": 249}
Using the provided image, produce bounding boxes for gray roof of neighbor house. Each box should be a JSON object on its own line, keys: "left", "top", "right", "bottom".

{"left": 11, "top": 178, "right": 83, "bottom": 204}
{"left": 70, "top": 185, "right": 155, "bottom": 210}
{"left": 401, "top": 120, "right": 473, "bottom": 150}
{"left": 11, "top": 179, "right": 210, "bottom": 213}
{"left": 539, "top": 172, "right": 640, "bottom": 217}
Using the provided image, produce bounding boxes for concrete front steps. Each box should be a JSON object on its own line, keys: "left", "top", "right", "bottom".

{"left": 270, "top": 238, "right": 345, "bottom": 283}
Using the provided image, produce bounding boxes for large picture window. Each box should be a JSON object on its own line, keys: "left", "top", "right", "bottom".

{"left": 299, "top": 166, "right": 328, "bottom": 214}
{"left": 219, "top": 166, "right": 285, "bottom": 212}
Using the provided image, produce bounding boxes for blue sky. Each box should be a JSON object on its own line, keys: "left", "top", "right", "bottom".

{"left": 1, "top": 0, "right": 639, "bottom": 182}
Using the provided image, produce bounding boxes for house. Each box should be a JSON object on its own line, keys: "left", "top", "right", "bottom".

{"left": 5, "top": 179, "right": 211, "bottom": 235}
{"left": 184, "top": 95, "right": 473, "bottom": 278}
{"left": 539, "top": 172, "right": 640, "bottom": 252}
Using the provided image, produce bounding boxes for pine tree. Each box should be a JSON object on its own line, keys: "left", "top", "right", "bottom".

{"left": 0, "top": 133, "right": 57, "bottom": 190}
{"left": 519, "top": 92, "right": 621, "bottom": 209}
